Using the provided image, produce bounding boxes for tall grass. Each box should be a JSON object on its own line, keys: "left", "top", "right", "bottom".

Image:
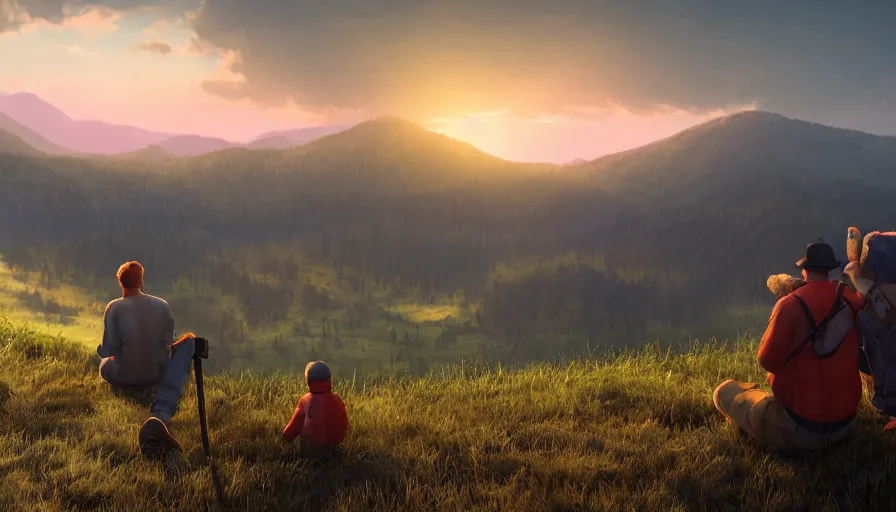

{"left": 2, "top": 317, "right": 896, "bottom": 511}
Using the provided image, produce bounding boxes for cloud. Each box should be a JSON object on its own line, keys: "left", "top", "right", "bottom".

{"left": 52, "top": 42, "right": 90, "bottom": 55}
{"left": 2, "top": 2, "right": 122, "bottom": 37}
{"left": 3, "top": 1, "right": 191, "bottom": 33}
{"left": 183, "top": 1, "right": 896, "bottom": 127}
{"left": 140, "top": 17, "right": 167, "bottom": 36}
{"left": 0, "top": 0, "right": 30, "bottom": 32}
{"left": 134, "top": 40, "right": 172, "bottom": 54}
{"left": 5, "top": 1, "right": 896, "bottom": 132}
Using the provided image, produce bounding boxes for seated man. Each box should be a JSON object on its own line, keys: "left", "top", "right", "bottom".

{"left": 98, "top": 261, "right": 195, "bottom": 458}
{"left": 713, "top": 242, "right": 863, "bottom": 451}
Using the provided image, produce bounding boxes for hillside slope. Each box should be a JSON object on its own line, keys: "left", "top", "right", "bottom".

{"left": 0, "top": 128, "right": 42, "bottom": 156}
{"left": 105, "top": 144, "right": 176, "bottom": 162}
{"left": 248, "top": 125, "right": 350, "bottom": 149}
{"left": 584, "top": 110, "right": 896, "bottom": 196}
{"left": 0, "top": 93, "right": 171, "bottom": 154}
{"left": 2, "top": 110, "right": 896, "bottom": 365}
{"left": 175, "top": 116, "right": 556, "bottom": 200}
{"left": 0, "top": 114, "right": 72, "bottom": 155}
{"left": 1, "top": 319, "right": 895, "bottom": 511}
{"left": 156, "top": 135, "right": 238, "bottom": 157}
{"left": 573, "top": 110, "right": 896, "bottom": 294}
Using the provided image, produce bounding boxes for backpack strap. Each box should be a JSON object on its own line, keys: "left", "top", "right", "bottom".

{"left": 783, "top": 282, "right": 847, "bottom": 365}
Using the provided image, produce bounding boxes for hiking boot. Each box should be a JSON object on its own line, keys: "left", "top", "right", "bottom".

{"left": 139, "top": 417, "right": 182, "bottom": 460}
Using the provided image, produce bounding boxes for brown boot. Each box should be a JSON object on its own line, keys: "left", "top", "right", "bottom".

{"left": 138, "top": 417, "right": 182, "bottom": 460}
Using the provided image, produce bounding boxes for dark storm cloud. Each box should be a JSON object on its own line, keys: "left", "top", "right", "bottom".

{"left": 6, "top": 1, "right": 896, "bottom": 131}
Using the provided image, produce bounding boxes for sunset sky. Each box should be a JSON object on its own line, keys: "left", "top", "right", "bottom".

{"left": 2, "top": 1, "right": 895, "bottom": 163}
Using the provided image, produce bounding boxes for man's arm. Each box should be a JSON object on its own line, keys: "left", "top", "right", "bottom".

{"left": 333, "top": 394, "right": 349, "bottom": 444}
{"left": 282, "top": 397, "right": 306, "bottom": 442}
{"left": 757, "top": 297, "right": 795, "bottom": 374}
{"left": 163, "top": 302, "right": 175, "bottom": 348}
{"left": 97, "top": 301, "right": 121, "bottom": 359}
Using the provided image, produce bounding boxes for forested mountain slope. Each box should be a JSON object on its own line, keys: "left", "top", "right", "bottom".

{"left": 1, "top": 111, "right": 894, "bottom": 372}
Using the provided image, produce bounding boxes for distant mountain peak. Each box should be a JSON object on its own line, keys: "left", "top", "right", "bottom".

{"left": 364, "top": 115, "right": 418, "bottom": 125}
{"left": 357, "top": 116, "right": 428, "bottom": 133}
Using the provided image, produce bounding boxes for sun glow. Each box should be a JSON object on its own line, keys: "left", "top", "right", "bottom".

{"left": 425, "top": 105, "right": 755, "bottom": 163}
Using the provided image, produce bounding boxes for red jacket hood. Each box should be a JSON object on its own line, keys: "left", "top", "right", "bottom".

{"left": 308, "top": 379, "right": 332, "bottom": 393}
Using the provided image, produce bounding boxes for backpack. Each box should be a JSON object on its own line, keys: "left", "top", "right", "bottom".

{"left": 858, "top": 231, "right": 896, "bottom": 324}
{"left": 859, "top": 310, "right": 896, "bottom": 416}
{"left": 784, "top": 282, "right": 855, "bottom": 363}
{"left": 852, "top": 230, "right": 896, "bottom": 415}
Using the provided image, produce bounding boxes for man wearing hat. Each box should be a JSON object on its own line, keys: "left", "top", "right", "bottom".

{"left": 713, "top": 242, "right": 864, "bottom": 451}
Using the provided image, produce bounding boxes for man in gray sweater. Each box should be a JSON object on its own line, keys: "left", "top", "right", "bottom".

{"left": 98, "top": 261, "right": 196, "bottom": 459}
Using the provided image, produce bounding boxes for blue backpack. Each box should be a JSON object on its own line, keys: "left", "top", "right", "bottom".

{"left": 850, "top": 230, "right": 896, "bottom": 416}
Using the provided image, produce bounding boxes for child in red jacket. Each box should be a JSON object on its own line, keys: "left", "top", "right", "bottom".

{"left": 282, "top": 361, "right": 349, "bottom": 448}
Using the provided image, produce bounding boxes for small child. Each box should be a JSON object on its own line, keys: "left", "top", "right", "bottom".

{"left": 282, "top": 361, "right": 349, "bottom": 448}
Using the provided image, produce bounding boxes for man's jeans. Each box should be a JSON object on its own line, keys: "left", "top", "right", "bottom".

{"left": 99, "top": 337, "right": 195, "bottom": 425}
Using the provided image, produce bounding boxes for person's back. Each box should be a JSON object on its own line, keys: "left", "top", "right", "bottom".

{"left": 98, "top": 261, "right": 199, "bottom": 462}
{"left": 101, "top": 293, "right": 174, "bottom": 386}
{"left": 758, "top": 281, "right": 862, "bottom": 423}
{"left": 283, "top": 361, "right": 349, "bottom": 448}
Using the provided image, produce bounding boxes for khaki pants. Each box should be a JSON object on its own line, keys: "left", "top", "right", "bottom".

{"left": 713, "top": 379, "right": 855, "bottom": 451}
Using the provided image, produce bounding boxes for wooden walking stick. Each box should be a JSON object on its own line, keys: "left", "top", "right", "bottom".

{"left": 193, "top": 337, "right": 226, "bottom": 507}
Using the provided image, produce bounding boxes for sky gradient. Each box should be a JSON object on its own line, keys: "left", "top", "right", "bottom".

{"left": 2, "top": 1, "right": 895, "bottom": 162}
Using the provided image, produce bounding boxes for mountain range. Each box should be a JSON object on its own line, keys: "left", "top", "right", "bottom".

{"left": 3, "top": 98, "right": 896, "bottom": 348}
{"left": 0, "top": 92, "right": 347, "bottom": 157}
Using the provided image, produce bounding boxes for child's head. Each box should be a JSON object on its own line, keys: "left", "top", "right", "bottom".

{"left": 304, "top": 360, "right": 331, "bottom": 386}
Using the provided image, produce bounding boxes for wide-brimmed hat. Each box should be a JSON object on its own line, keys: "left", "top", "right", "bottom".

{"left": 796, "top": 242, "right": 840, "bottom": 271}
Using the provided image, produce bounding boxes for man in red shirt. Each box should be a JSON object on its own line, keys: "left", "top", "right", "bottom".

{"left": 714, "top": 242, "right": 863, "bottom": 451}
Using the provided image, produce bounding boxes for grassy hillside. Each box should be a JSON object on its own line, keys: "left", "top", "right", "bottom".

{"left": 3, "top": 317, "right": 896, "bottom": 511}
{"left": 0, "top": 257, "right": 104, "bottom": 347}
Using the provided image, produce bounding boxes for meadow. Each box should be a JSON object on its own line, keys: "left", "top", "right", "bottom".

{"left": 0, "top": 253, "right": 772, "bottom": 382}
{"left": 3, "top": 316, "right": 896, "bottom": 511}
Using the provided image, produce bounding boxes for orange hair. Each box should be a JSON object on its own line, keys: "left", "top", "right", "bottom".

{"left": 117, "top": 261, "right": 144, "bottom": 289}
